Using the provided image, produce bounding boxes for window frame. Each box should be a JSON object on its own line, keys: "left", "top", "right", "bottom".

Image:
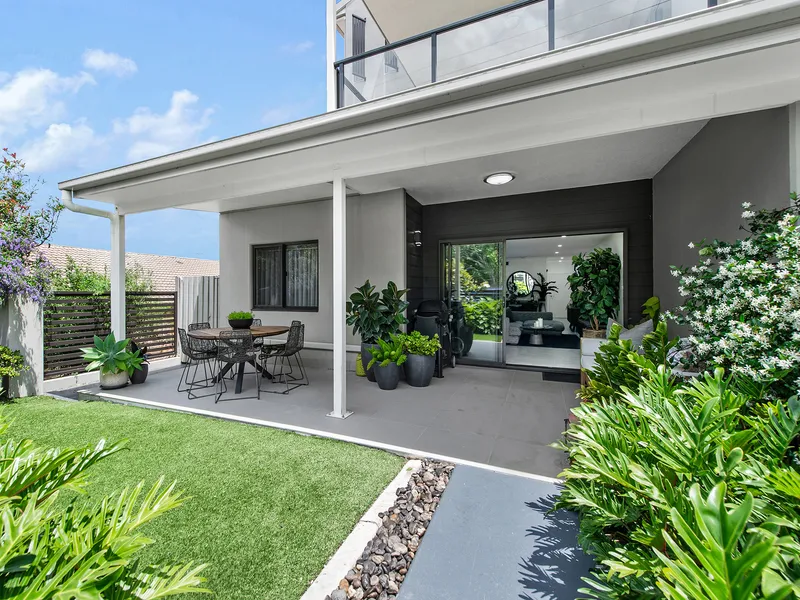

{"left": 251, "top": 240, "right": 319, "bottom": 312}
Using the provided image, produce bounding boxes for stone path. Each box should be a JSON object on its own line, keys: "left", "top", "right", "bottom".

{"left": 398, "top": 466, "right": 594, "bottom": 600}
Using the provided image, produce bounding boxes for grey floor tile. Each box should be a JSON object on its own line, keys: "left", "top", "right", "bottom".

{"left": 415, "top": 427, "right": 495, "bottom": 463}
{"left": 430, "top": 404, "right": 505, "bottom": 437}
{"left": 498, "top": 402, "right": 568, "bottom": 446}
{"left": 489, "top": 437, "right": 569, "bottom": 478}
{"left": 317, "top": 415, "right": 427, "bottom": 448}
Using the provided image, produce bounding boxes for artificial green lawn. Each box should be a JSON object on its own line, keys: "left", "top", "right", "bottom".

{"left": 472, "top": 333, "right": 502, "bottom": 342}
{"left": 4, "top": 396, "right": 404, "bottom": 600}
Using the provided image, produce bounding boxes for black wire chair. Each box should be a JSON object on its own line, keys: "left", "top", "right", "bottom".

{"left": 177, "top": 328, "right": 218, "bottom": 399}
{"left": 260, "top": 321, "right": 308, "bottom": 394}
{"left": 251, "top": 318, "right": 265, "bottom": 350}
{"left": 215, "top": 330, "right": 261, "bottom": 402}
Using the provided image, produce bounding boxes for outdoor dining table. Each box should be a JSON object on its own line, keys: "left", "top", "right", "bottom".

{"left": 187, "top": 325, "right": 290, "bottom": 394}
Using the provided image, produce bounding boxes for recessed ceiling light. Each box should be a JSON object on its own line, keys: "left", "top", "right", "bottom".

{"left": 557, "top": 244, "right": 563, "bottom": 247}
{"left": 483, "top": 172, "right": 515, "bottom": 186}
{"left": 561, "top": 235, "right": 567, "bottom": 238}
{"left": 555, "top": 251, "right": 559, "bottom": 254}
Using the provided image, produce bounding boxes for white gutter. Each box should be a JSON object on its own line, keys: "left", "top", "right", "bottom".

{"left": 60, "top": 190, "right": 126, "bottom": 340}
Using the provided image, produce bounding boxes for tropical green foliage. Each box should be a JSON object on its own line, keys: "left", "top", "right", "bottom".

{"left": 0, "top": 345, "right": 26, "bottom": 379}
{"left": 0, "top": 414, "right": 207, "bottom": 598}
{"left": 346, "top": 280, "right": 409, "bottom": 344}
{"left": 400, "top": 331, "right": 441, "bottom": 356}
{"left": 532, "top": 272, "right": 558, "bottom": 304}
{"left": 82, "top": 332, "right": 144, "bottom": 376}
{"left": 366, "top": 335, "right": 407, "bottom": 368}
{"left": 557, "top": 325, "right": 800, "bottom": 599}
{"left": 226, "top": 311, "right": 253, "bottom": 320}
{"left": 458, "top": 244, "right": 500, "bottom": 287}
{"left": 568, "top": 248, "right": 621, "bottom": 330}
{"left": 464, "top": 298, "right": 502, "bottom": 334}
{"left": 51, "top": 256, "right": 154, "bottom": 293}
{"left": 642, "top": 296, "right": 661, "bottom": 323}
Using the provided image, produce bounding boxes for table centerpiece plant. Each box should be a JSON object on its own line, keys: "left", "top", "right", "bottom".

{"left": 227, "top": 311, "right": 254, "bottom": 329}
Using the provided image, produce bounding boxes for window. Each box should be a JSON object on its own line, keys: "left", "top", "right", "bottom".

{"left": 384, "top": 38, "right": 398, "bottom": 71}
{"left": 352, "top": 16, "right": 366, "bottom": 79}
{"left": 252, "top": 241, "right": 319, "bottom": 310}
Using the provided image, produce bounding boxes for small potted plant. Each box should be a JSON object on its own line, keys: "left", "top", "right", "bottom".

{"left": 401, "top": 331, "right": 440, "bottom": 388}
{"left": 367, "top": 335, "right": 407, "bottom": 391}
{"left": 81, "top": 332, "right": 144, "bottom": 390}
{"left": 0, "top": 345, "right": 28, "bottom": 402}
{"left": 128, "top": 340, "right": 150, "bottom": 384}
{"left": 228, "top": 311, "right": 254, "bottom": 330}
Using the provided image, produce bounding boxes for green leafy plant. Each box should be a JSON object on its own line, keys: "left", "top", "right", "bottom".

{"left": 532, "top": 272, "right": 558, "bottom": 305}
{"left": 81, "top": 332, "right": 144, "bottom": 376}
{"left": 401, "top": 331, "right": 441, "bottom": 356}
{"left": 464, "top": 298, "right": 502, "bottom": 334}
{"left": 367, "top": 335, "right": 408, "bottom": 369}
{"left": 0, "top": 345, "right": 26, "bottom": 379}
{"left": 642, "top": 296, "right": 660, "bottom": 322}
{"left": 227, "top": 311, "right": 253, "bottom": 320}
{"left": 51, "top": 256, "right": 155, "bottom": 293}
{"left": 0, "top": 414, "right": 208, "bottom": 597}
{"left": 346, "top": 280, "right": 409, "bottom": 344}
{"left": 567, "top": 247, "right": 621, "bottom": 331}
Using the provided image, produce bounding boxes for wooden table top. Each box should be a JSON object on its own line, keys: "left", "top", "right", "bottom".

{"left": 187, "top": 325, "right": 290, "bottom": 340}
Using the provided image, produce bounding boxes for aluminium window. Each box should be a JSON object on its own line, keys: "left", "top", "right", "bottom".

{"left": 252, "top": 241, "right": 319, "bottom": 311}
{"left": 384, "top": 38, "right": 398, "bottom": 71}
{"left": 352, "top": 15, "right": 366, "bottom": 79}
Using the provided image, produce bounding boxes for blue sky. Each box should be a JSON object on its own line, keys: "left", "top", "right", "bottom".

{"left": 2, "top": 0, "right": 331, "bottom": 260}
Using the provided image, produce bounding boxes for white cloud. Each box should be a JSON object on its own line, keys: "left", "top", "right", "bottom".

{"left": 21, "top": 120, "right": 104, "bottom": 172}
{"left": 281, "top": 40, "right": 314, "bottom": 54}
{"left": 82, "top": 49, "right": 138, "bottom": 77}
{"left": 0, "top": 68, "right": 94, "bottom": 137}
{"left": 113, "top": 90, "right": 214, "bottom": 161}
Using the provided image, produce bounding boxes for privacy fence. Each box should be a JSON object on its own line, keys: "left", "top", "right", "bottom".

{"left": 43, "top": 291, "right": 177, "bottom": 380}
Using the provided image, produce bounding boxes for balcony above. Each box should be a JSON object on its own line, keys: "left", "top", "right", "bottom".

{"left": 334, "top": 0, "right": 727, "bottom": 108}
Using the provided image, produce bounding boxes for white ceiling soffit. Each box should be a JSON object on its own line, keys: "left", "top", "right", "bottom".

{"left": 363, "top": 0, "right": 512, "bottom": 42}
{"left": 506, "top": 233, "right": 620, "bottom": 258}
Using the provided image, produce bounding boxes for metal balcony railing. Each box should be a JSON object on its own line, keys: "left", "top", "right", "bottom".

{"left": 334, "top": 0, "right": 721, "bottom": 108}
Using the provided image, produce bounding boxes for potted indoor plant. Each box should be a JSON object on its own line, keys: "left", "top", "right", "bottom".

{"left": 81, "top": 332, "right": 144, "bottom": 390}
{"left": 401, "top": 331, "right": 440, "bottom": 388}
{"left": 129, "top": 340, "right": 150, "bottom": 384}
{"left": 0, "top": 345, "right": 27, "bottom": 402}
{"left": 567, "top": 248, "right": 621, "bottom": 338}
{"left": 228, "top": 311, "right": 254, "bottom": 329}
{"left": 346, "top": 280, "right": 409, "bottom": 382}
{"left": 532, "top": 272, "right": 558, "bottom": 311}
{"left": 367, "top": 335, "right": 407, "bottom": 391}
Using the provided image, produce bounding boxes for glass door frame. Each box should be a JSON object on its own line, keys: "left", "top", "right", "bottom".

{"left": 439, "top": 238, "right": 506, "bottom": 368}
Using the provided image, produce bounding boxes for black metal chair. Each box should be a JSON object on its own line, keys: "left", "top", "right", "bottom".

{"left": 215, "top": 330, "right": 260, "bottom": 402}
{"left": 251, "top": 318, "right": 265, "bottom": 350}
{"left": 177, "top": 328, "right": 217, "bottom": 399}
{"left": 260, "top": 321, "right": 308, "bottom": 394}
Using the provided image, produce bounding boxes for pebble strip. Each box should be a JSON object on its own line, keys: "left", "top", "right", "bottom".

{"left": 326, "top": 460, "right": 454, "bottom": 600}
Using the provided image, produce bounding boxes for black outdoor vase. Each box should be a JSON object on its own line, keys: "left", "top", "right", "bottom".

{"left": 373, "top": 362, "right": 400, "bottom": 390}
{"left": 361, "top": 342, "right": 378, "bottom": 382}
{"left": 404, "top": 354, "right": 435, "bottom": 387}
{"left": 130, "top": 362, "right": 149, "bottom": 384}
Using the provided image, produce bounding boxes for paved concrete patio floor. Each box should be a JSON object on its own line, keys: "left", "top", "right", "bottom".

{"left": 72, "top": 363, "right": 580, "bottom": 477}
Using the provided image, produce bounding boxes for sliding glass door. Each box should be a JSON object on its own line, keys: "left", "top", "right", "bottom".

{"left": 441, "top": 241, "right": 505, "bottom": 366}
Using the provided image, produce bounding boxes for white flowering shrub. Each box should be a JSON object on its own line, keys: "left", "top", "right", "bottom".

{"left": 665, "top": 195, "right": 800, "bottom": 396}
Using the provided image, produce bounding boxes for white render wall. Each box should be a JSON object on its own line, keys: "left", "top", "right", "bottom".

{"left": 219, "top": 190, "right": 407, "bottom": 346}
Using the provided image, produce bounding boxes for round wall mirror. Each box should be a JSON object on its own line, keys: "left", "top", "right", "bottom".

{"left": 507, "top": 271, "right": 535, "bottom": 296}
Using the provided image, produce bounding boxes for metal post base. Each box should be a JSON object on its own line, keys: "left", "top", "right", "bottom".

{"left": 327, "top": 410, "right": 354, "bottom": 419}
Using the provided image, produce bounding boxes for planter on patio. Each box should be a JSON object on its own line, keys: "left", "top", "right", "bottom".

{"left": 404, "top": 354, "right": 434, "bottom": 387}
{"left": 99, "top": 370, "right": 129, "bottom": 390}
{"left": 361, "top": 342, "right": 379, "bottom": 382}
{"left": 373, "top": 363, "right": 400, "bottom": 390}
{"left": 130, "top": 362, "right": 149, "bottom": 384}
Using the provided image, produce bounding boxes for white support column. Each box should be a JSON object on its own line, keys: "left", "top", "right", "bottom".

{"left": 326, "top": 0, "right": 337, "bottom": 112}
{"left": 110, "top": 214, "right": 126, "bottom": 341}
{"left": 790, "top": 102, "right": 800, "bottom": 192}
{"left": 329, "top": 174, "right": 352, "bottom": 419}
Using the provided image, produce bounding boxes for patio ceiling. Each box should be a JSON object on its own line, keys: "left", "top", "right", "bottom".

{"left": 59, "top": 2, "right": 800, "bottom": 215}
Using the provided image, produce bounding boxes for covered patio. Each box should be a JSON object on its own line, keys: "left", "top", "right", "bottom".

{"left": 71, "top": 363, "right": 577, "bottom": 477}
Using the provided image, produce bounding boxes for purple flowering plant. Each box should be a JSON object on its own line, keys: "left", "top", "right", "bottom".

{"left": 0, "top": 149, "right": 63, "bottom": 305}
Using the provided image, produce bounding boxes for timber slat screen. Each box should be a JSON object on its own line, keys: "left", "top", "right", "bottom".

{"left": 43, "top": 292, "right": 177, "bottom": 380}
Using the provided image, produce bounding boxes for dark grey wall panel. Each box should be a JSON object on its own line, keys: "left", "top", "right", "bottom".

{"left": 405, "top": 193, "right": 424, "bottom": 316}
{"left": 418, "top": 180, "right": 653, "bottom": 324}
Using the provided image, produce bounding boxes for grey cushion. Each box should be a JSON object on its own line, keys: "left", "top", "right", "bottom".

{"left": 608, "top": 318, "right": 653, "bottom": 348}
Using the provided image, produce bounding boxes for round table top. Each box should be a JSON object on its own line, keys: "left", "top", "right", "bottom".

{"left": 187, "top": 325, "right": 290, "bottom": 340}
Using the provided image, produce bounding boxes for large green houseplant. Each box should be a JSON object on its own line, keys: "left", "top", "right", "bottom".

{"left": 567, "top": 247, "right": 621, "bottom": 336}
{"left": 346, "top": 280, "right": 408, "bottom": 382}
{"left": 532, "top": 272, "right": 558, "bottom": 311}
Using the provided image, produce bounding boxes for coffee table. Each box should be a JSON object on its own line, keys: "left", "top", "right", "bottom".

{"left": 525, "top": 324, "right": 556, "bottom": 346}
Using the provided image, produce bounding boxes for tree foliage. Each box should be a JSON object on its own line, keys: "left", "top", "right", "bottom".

{"left": 568, "top": 248, "right": 621, "bottom": 330}
{"left": 51, "top": 257, "right": 155, "bottom": 293}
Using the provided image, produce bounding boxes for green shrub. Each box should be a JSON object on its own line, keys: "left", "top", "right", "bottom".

{"left": 464, "top": 298, "right": 501, "bottom": 334}
{"left": 0, "top": 345, "right": 26, "bottom": 379}
{"left": 401, "top": 331, "right": 441, "bottom": 356}
{"left": 0, "top": 416, "right": 207, "bottom": 597}
{"left": 557, "top": 328, "right": 800, "bottom": 599}
{"left": 227, "top": 311, "right": 254, "bottom": 320}
{"left": 366, "top": 334, "right": 407, "bottom": 368}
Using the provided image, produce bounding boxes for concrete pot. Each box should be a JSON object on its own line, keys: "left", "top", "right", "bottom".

{"left": 99, "top": 370, "right": 129, "bottom": 390}
{"left": 361, "top": 342, "right": 379, "bottom": 382}
{"left": 373, "top": 362, "right": 400, "bottom": 390}
{"left": 404, "top": 354, "right": 435, "bottom": 387}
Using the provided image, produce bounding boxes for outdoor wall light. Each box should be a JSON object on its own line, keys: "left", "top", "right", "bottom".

{"left": 410, "top": 230, "right": 422, "bottom": 247}
{"left": 483, "top": 172, "right": 515, "bottom": 186}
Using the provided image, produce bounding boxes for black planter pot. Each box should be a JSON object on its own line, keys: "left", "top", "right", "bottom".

{"left": 361, "top": 342, "right": 379, "bottom": 382}
{"left": 228, "top": 318, "right": 253, "bottom": 330}
{"left": 404, "top": 354, "right": 435, "bottom": 387}
{"left": 374, "top": 363, "right": 400, "bottom": 390}
{"left": 130, "top": 362, "right": 149, "bottom": 385}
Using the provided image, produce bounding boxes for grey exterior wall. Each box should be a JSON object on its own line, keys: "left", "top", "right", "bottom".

{"left": 420, "top": 181, "right": 653, "bottom": 325}
{"left": 653, "top": 108, "right": 790, "bottom": 314}
{"left": 219, "top": 190, "right": 406, "bottom": 345}
{"left": 406, "top": 194, "right": 424, "bottom": 316}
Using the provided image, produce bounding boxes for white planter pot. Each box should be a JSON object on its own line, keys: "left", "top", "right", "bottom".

{"left": 99, "top": 370, "right": 129, "bottom": 390}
